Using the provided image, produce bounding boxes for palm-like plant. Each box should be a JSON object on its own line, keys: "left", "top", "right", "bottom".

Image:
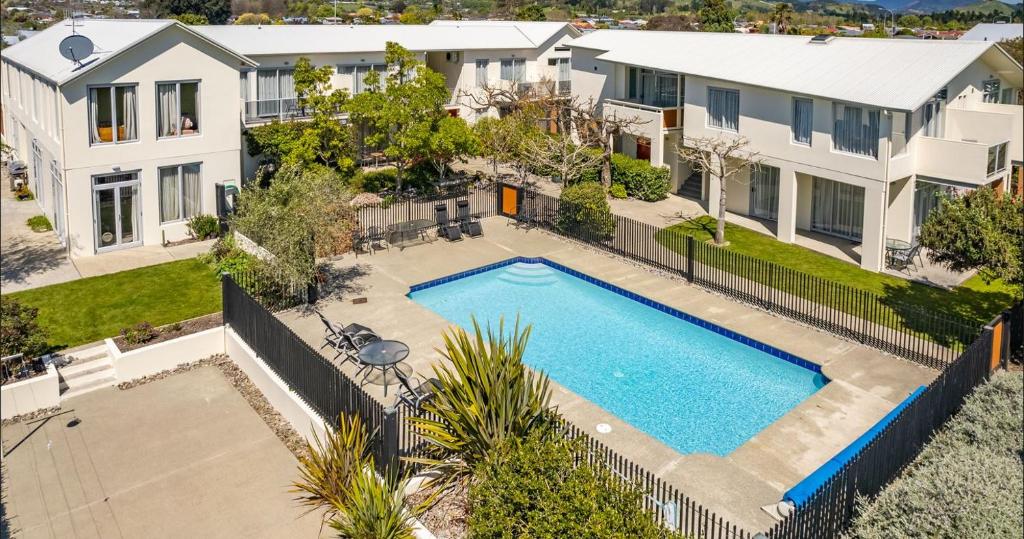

{"left": 772, "top": 2, "right": 794, "bottom": 34}
{"left": 330, "top": 467, "right": 418, "bottom": 539}
{"left": 408, "top": 316, "right": 554, "bottom": 486}
{"left": 292, "top": 414, "right": 370, "bottom": 520}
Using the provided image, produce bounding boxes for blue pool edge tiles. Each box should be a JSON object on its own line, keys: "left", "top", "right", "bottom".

{"left": 408, "top": 256, "right": 827, "bottom": 378}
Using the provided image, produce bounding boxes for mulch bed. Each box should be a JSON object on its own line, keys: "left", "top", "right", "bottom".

{"left": 113, "top": 313, "right": 223, "bottom": 352}
{"left": 116, "top": 354, "right": 309, "bottom": 460}
{"left": 408, "top": 484, "right": 469, "bottom": 539}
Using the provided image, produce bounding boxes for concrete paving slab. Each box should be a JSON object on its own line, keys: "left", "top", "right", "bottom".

{"left": 0, "top": 187, "right": 81, "bottom": 293}
{"left": 1, "top": 367, "right": 325, "bottom": 538}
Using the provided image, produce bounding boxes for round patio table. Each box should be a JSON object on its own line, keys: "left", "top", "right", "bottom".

{"left": 885, "top": 238, "right": 912, "bottom": 267}
{"left": 358, "top": 340, "right": 410, "bottom": 396}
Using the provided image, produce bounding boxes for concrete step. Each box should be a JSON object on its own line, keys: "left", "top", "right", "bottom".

{"left": 59, "top": 356, "right": 113, "bottom": 379}
{"left": 60, "top": 375, "right": 118, "bottom": 400}
{"left": 63, "top": 343, "right": 110, "bottom": 364}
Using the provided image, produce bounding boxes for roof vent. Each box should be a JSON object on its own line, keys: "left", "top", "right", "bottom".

{"left": 808, "top": 34, "right": 835, "bottom": 45}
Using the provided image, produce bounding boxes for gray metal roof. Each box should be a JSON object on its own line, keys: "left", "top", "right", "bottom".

{"left": 960, "top": 23, "right": 1023, "bottom": 42}
{"left": 428, "top": 20, "right": 580, "bottom": 46}
{"left": 571, "top": 30, "right": 1020, "bottom": 111}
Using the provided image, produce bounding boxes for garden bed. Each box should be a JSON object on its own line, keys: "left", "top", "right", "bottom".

{"left": 113, "top": 312, "right": 222, "bottom": 352}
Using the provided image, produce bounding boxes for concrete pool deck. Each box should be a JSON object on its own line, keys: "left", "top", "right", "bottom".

{"left": 277, "top": 216, "right": 937, "bottom": 533}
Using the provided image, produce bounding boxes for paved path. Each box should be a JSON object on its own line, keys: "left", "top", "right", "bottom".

{"left": 0, "top": 187, "right": 81, "bottom": 293}
{"left": 1, "top": 367, "right": 326, "bottom": 538}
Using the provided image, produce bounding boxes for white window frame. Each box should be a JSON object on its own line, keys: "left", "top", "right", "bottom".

{"left": 707, "top": 87, "right": 740, "bottom": 132}
{"left": 792, "top": 97, "right": 813, "bottom": 146}
{"left": 158, "top": 162, "right": 203, "bottom": 224}
{"left": 499, "top": 58, "right": 526, "bottom": 82}
{"left": 87, "top": 84, "right": 139, "bottom": 145}
{"left": 156, "top": 80, "right": 201, "bottom": 139}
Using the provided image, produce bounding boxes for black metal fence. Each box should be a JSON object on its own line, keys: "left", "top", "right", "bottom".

{"left": 501, "top": 184, "right": 981, "bottom": 369}
{"left": 222, "top": 274, "right": 399, "bottom": 472}
{"left": 356, "top": 185, "right": 498, "bottom": 234}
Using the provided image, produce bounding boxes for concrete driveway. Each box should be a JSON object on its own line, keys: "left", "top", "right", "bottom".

{"left": 0, "top": 367, "right": 326, "bottom": 538}
{"left": 0, "top": 186, "right": 81, "bottom": 293}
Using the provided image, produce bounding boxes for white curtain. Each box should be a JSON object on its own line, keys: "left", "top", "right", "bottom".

{"left": 159, "top": 167, "right": 180, "bottom": 223}
{"left": 476, "top": 60, "right": 488, "bottom": 87}
{"left": 120, "top": 86, "right": 137, "bottom": 141}
{"left": 708, "top": 88, "right": 739, "bottom": 131}
{"left": 89, "top": 88, "right": 101, "bottom": 143}
{"left": 513, "top": 59, "right": 525, "bottom": 82}
{"left": 182, "top": 164, "right": 202, "bottom": 218}
{"left": 500, "top": 59, "right": 513, "bottom": 81}
{"left": 158, "top": 84, "right": 177, "bottom": 137}
{"left": 793, "top": 98, "right": 812, "bottom": 145}
{"left": 811, "top": 177, "right": 864, "bottom": 240}
{"left": 257, "top": 70, "right": 278, "bottom": 116}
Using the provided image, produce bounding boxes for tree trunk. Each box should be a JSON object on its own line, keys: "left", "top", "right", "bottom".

{"left": 492, "top": 156, "right": 499, "bottom": 178}
{"left": 716, "top": 173, "right": 727, "bottom": 245}
{"left": 601, "top": 145, "right": 613, "bottom": 188}
{"left": 395, "top": 164, "right": 404, "bottom": 193}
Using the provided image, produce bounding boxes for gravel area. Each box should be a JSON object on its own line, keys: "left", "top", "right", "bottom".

{"left": 0, "top": 406, "right": 63, "bottom": 428}
{"left": 116, "top": 354, "right": 308, "bottom": 459}
{"left": 408, "top": 484, "right": 469, "bottom": 539}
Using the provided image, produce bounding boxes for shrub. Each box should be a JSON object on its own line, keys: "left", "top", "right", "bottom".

{"left": 609, "top": 183, "right": 627, "bottom": 199}
{"left": 200, "top": 234, "right": 258, "bottom": 276}
{"left": 0, "top": 297, "right": 49, "bottom": 359}
{"left": 330, "top": 467, "right": 418, "bottom": 539}
{"left": 611, "top": 153, "right": 671, "bottom": 201}
{"left": 468, "top": 430, "right": 676, "bottom": 538}
{"left": 27, "top": 215, "right": 53, "bottom": 232}
{"left": 356, "top": 168, "right": 399, "bottom": 193}
{"left": 15, "top": 185, "right": 34, "bottom": 200}
{"left": 557, "top": 182, "right": 615, "bottom": 240}
{"left": 848, "top": 371, "right": 1024, "bottom": 538}
{"left": 120, "top": 322, "right": 157, "bottom": 345}
{"left": 186, "top": 214, "right": 220, "bottom": 240}
{"left": 409, "top": 317, "right": 553, "bottom": 486}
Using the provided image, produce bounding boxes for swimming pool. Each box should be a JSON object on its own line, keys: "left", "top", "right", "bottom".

{"left": 409, "top": 258, "right": 827, "bottom": 456}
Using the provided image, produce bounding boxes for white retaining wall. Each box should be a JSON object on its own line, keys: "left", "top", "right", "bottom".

{"left": 1, "top": 364, "right": 60, "bottom": 420}
{"left": 108, "top": 326, "right": 225, "bottom": 381}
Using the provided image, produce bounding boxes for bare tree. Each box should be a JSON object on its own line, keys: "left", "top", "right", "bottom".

{"left": 677, "top": 135, "right": 762, "bottom": 245}
{"left": 523, "top": 129, "right": 606, "bottom": 186}
{"left": 458, "top": 77, "right": 560, "bottom": 118}
{"left": 567, "top": 97, "right": 648, "bottom": 188}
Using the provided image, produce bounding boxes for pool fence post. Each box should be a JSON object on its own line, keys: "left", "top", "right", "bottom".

{"left": 382, "top": 406, "right": 400, "bottom": 473}
{"left": 685, "top": 235, "right": 695, "bottom": 283}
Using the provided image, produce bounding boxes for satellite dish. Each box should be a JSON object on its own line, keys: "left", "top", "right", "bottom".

{"left": 58, "top": 34, "right": 94, "bottom": 65}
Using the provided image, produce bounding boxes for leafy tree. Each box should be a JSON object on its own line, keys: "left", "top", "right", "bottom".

{"left": 354, "top": 6, "right": 377, "bottom": 21}
{"left": 515, "top": 4, "right": 546, "bottom": 21}
{"left": 231, "top": 163, "right": 356, "bottom": 282}
{"left": 474, "top": 116, "right": 516, "bottom": 177}
{"left": 0, "top": 297, "right": 49, "bottom": 359}
{"left": 646, "top": 14, "right": 696, "bottom": 31}
{"left": 918, "top": 187, "right": 1023, "bottom": 291}
{"left": 698, "top": 0, "right": 735, "bottom": 33}
{"left": 771, "top": 3, "right": 794, "bottom": 34}
{"left": 427, "top": 116, "right": 481, "bottom": 182}
{"left": 146, "top": 0, "right": 230, "bottom": 24}
{"left": 558, "top": 182, "right": 615, "bottom": 240}
{"left": 171, "top": 12, "right": 209, "bottom": 24}
{"left": 398, "top": 5, "right": 435, "bottom": 24}
{"left": 999, "top": 37, "right": 1023, "bottom": 66}
{"left": 234, "top": 12, "right": 272, "bottom": 24}
{"left": 345, "top": 42, "right": 450, "bottom": 192}
{"left": 524, "top": 131, "right": 604, "bottom": 186}
{"left": 292, "top": 57, "right": 355, "bottom": 171}
{"left": 390, "top": 0, "right": 408, "bottom": 13}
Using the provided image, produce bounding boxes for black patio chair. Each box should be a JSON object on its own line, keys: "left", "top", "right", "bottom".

{"left": 456, "top": 200, "right": 483, "bottom": 237}
{"left": 889, "top": 244, "right": 921, "bottom": 275}
{"left": 395, "top": 369, "right": 442, "bottom": 410}
{"left": 509, "top": 203, "right": 537, "bottom": 229}
{"left": 365, "top": 226, "right": 389, "bottom": 252}
{"left": 315, "top": 310, "right": 381, "bottom": 364}
{"left": 351, "top": 229, "right": 369, "bottom": 255}
{"left": 435, "top": 203, "right": 463, "bottom": 241}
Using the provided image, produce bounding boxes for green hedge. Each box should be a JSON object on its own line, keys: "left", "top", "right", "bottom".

{"left": 558, "top": 182, "right": 615, "bottom": 240}
{"left": 579, "top": 152, "right": 671, "bottom": 201}
{"left": 848, "top": 371, "right": 1023, "bottom": 538}
{"left": 468, "top": 431, "right": 678, "bottom": 538}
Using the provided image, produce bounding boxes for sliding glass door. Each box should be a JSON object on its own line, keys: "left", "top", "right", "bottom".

{"left": 749, "top": 165, "right": 780, "bottom": 221}
{"left": 93, "top": 172, "right": 141, "bottom": 252}
{"left": 811, "top": 177, "right": 864, "bottom": 241}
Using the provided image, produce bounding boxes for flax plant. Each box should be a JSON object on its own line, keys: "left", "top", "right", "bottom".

{"left": 292, "top": 414, "right": 370, "bottom": 520}
{"left": 408, "top": 316, "right": 554, "bottom": 487}
{"left": 330, "top": 467, "right": 418, "bottom": 539}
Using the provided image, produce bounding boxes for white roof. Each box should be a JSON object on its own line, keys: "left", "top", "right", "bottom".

{"left": 570, "top": 30, "right": 1018, "bottom": 111}
{"left": 960, "top": 23, "right": 1024, "bottom": 42}
{"left": 192, "top": 24, "right": 549, "bottom": 56}
{"left": 0, "top": 19, "right": 253, "bottom": 86}
{"left": 428, "top": 20, "right": 580, "bottom": 46}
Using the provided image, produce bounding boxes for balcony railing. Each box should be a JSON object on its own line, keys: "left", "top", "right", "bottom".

{"left": 243, "top": 98, "right": 305, "bottom": 124}
{"left": 916, "top": 136, "right": 1010, "bottom": 186}
{"left": 604, "top": 98, "right": 682, "bottom": 129}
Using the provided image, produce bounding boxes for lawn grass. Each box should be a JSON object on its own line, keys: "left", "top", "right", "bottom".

{"left": 655, "top": 216, "right": 1018, "bottom": 327}
{"left": 4, "top": 258, "right": 221, "bottom": 350}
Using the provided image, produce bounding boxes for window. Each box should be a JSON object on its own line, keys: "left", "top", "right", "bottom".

{"left": 159, "top": 163, "right": 202, "bottom": 223}
{"left": 500, "top": 58, "right": 525, "bottom": 82}
{"left": 30, "top": 76, "right": 38, "bottom": 121}
{"left": 811, "top": 177, "right": 864, "bottom": 240}
{"left": 890, "top": 111, "right": 909, "bottom": 157}
{"left": 792, "top": 98, "right": 813, "bottom": 145}
{"left": 256, "top": 68, "right": 296, "bottom": 116}
{"left": 157, "top": 81, "right": 200, "bottom": 138}
{"left": 982, "top": 79, "right": 1000, "bottom": 103}
{"left": 707, "top": 87, "right": 739, "bottom": 131}
{"left": 50, "top": 84, "right": 59, "bottom": 137}
{"left": 832, "top": 103, "right": 879, "bottom": 158}
{"left": 987, "top": 142, "right": 1008, "bottom": 176}
{"left": 89, "top": 85, "right": 138, "bottom": 144}
{"left": 339, "top": 65, "right": 385, "bottom": 95}
{"left": 475, "top": 59, "right": 489, "bottom": 87}
{"left": 31, "top": 139, "right": 43, "bottom": 206}
{"left": 1000, "top": 87, "right": 1018, "bottom": 105}
{"left": 626, "top": 67, "right": 678, "bottom": 107}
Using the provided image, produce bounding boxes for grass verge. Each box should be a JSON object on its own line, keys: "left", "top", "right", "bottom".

{"left": 4, "top": 258, "right": 221, "bottom": 350}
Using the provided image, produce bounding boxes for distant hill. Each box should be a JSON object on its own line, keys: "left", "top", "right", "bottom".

{"left": 858, "top": 0, "right": 1022, "bottom": 12}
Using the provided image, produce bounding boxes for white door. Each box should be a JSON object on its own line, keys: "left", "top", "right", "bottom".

{"left": 93, "top": 173, "right": 141, "bottom": 252}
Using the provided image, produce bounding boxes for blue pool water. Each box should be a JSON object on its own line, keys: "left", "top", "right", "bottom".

{"left": 409, "top": 260, "right": 827, "bottom": 456}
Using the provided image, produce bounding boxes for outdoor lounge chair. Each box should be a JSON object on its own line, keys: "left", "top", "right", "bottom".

{"left": 315, "top": 310, "right": 381, "bottom": 363}
{"left": 365, "top": 226, "right": 389, "bottom": 252}
{"left": 456, "top": 200, "right": 483, "bottom": 237}
{"left": 889, "top": 244, "right": 921, "bottom": 275}
{"left": 509, "top": 203, "right": 537, "bottom": 229}
{"left": 395, "top": 369, "right": 442, "bottom": 410}
{"left": 434, "top": 203, "right": 463, "bottom": 241}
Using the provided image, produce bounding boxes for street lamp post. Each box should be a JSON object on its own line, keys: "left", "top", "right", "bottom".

{"left": 881, "top": 8, "right": 896, "bottom": 36}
